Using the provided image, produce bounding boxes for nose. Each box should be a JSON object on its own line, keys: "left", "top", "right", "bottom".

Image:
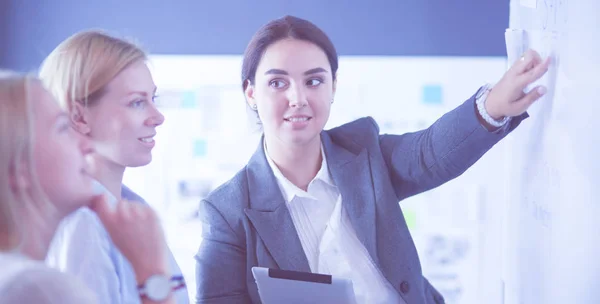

{"left": 145, "top": 104, "right": 165, "bottom": 127}
{"left": 287, "top": 84, "right": 308, "bottom": 108}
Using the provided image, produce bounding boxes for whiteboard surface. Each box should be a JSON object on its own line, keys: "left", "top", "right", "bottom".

{"left": 505, "top": 1, "right": 600, "bottom": 303}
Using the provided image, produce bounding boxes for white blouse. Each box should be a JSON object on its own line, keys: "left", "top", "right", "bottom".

{"left": 0, "top": 252, "right": 96, "bottom": 303}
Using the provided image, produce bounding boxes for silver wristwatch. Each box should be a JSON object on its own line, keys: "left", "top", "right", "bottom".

{"left": 138, "top": 274, "right": 185, "bottom": 301}
{"left": 475, "top": 83, "right": 511, "bottom": 128}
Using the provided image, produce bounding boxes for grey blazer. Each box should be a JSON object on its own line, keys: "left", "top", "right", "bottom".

{"left": 195, "top": 93, "right": 526, "bottom": 304}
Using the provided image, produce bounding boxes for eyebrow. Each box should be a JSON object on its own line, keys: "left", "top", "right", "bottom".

{"left": 264, "top": 67, "right": 329, "bottom": 76}
{"left": 128, "top": 86, "right": 158, "bottom": 97}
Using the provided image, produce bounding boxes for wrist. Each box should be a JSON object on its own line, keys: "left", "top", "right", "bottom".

{"left": 138, "top": 273, "right": 185, "bottom": 302}
{"left": 484, "top": 96, "right": 504, "bottom": 120}
{"left": 475, "top": 84, "right": 511, "bottom": 128}
{"left": 134, "top": 265, "right": 170, "bottom": 285}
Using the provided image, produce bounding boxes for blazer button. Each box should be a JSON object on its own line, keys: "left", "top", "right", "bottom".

{"left": 400, "top": 281, "right": 410, "bottom": 294}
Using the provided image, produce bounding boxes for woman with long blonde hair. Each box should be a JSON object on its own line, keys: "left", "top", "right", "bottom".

{"left": 0, "top": 72, "right": 175, "bottom": 304}
{"left": 39, "top": 31, "right": 188, "bottom": 304}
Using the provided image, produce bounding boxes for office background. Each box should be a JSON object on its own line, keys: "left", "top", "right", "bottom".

{"left": 2, "top": 1, "right": 513, "bottom": 303}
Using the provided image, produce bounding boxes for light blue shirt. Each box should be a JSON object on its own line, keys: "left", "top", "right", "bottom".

{"left": 46, "top": 180, "right": 189, "bottom": 304}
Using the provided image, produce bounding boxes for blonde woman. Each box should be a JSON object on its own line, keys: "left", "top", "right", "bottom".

{"left": 39, "top": 31, "right": 189, "bottom": 304}
{"left": 0, "top": 72, "right": 175, "bottom": 304}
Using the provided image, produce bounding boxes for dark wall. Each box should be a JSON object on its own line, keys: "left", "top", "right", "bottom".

{"left": 0, "top": 0, "right": 509, "bottom": 72}
{"left": 0, "top": 0, "right": 11, "bottom": 66}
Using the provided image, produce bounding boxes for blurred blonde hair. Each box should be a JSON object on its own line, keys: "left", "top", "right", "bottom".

{"left": 39, "top": 30, "right": 147, "bottom": 111}
{"left": 0, "top": 71, "right": 44, "bottom": 251}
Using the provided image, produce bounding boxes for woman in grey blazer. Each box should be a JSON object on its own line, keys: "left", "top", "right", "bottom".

{"left": 195, "top": 15, "right": 550, "bottom": 304}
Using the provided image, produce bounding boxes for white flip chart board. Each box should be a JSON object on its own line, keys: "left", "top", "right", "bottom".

{"left": 504, "top": 1, "right": 600, "bottom": 303}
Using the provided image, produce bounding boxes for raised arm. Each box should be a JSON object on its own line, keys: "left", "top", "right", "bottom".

{"left": 380, "top": 49, "right": 550, "bottom": 201}
{"left": 379, "top": 95, "right": 524, "bottom": 201}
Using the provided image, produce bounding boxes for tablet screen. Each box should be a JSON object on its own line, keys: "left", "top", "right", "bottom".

{"left": 252, "top": 267, "right": 357, "bottom": 304}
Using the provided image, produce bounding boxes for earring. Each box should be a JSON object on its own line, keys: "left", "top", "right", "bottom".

{"left": 331, "top": 99, "right": 334, "bottom": 104}
{"left": 251, "top": 104, "right": 257, "bottom": 110}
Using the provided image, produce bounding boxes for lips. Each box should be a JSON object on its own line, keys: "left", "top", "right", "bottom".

{"left": 284, "top": 115, "right": 312, "bottom": 122}
{"left": 138, "top": 133, "right": 157, "bottom": 149}
{"left": 138, "top": 133, "right": 156, "bottom": 143}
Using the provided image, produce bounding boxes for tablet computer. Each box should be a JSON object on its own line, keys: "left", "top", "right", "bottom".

{"left": 251, "top": 267, "right": 357, "bottom": 304}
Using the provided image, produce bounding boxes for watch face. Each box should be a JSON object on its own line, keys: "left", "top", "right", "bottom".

{"left": 146, "top": 275, "right": 171, "bottom": 301}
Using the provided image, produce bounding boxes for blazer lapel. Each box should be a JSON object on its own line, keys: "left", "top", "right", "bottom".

{"left": 244, "top": 138, "right": 311, "bottom": 273}
{"left": 321, "top": 132, "right": 380, "bottom": 267}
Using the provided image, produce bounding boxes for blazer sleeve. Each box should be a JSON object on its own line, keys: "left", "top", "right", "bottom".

{"left": 195, "top": 199, "right": 252, "bottom": 304}
{"left": 378, "top": 92, "right": 527, "bottom": 201}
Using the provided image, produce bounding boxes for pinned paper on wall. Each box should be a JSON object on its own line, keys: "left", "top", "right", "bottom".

{"left": 181, "top": 91, "right": 197, "bottom": 108}
{"left": 505, "top": 29, "right": 525, "bottom": 69}
{"left": 421, "top": 84, "right": 443, "bottom": 105}
{"left": 403, "top": 209, "right": 417, "bottom": 231}
{"left": 520, "top": 0, "right": 537, "bottom": 8}
{"left": 193, "top": 139, "right": 207, "bottom": 157}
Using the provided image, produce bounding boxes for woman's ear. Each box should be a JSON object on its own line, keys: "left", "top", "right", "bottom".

{"left": 245, "top": 81, "right": 257, "bottom": 110}
{"left": 332, "top": 76, "right": 337, "bottom": 100}
{"left": 9, "top": 161, "right": 30, "bottom": 192}
{"left": 70, "top": 103, "right": 91, "bottom": 135}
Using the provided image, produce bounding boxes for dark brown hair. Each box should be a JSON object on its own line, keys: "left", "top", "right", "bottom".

{"left": 241, "top": 15, "right": 339, "bottom": 93}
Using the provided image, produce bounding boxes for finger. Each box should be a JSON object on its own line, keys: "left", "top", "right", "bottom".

{"left": 115, "top": 199, "right": 132, "bottom": 221}
{"left": 89, "top": 195, "right": 113, "bottom": 224}
{"left": 523, "top": 51, "right": 543, "bottom": 73}
{"left": 145, "top": 207, "right": 160, "bottom": 222}
{"left": 515, "top": 85, "right": 547, "bottom": 109}
{"left": 129, "top": 202, "right": 146, "bottom": 220}
{"left": 518, "top": 56, "right": 551, "bottom": 87}
{"left": 511, "top": 49, "right": 543, "bottom": 75}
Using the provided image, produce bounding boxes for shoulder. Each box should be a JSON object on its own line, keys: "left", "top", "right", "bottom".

{"left": 54, "top": 207, "right": 107, "bottom": 238}
{"left": 46, "top": 207, "right": 112, "bottom": 264}
{"left": 203, "top": 168, "right": 249, "bottom": 212}
{"left": 121, "top": 184, "right": 146, "bottom": 203}
{"left": 325, "top": 116, "right": 381, "bottom": 150}
{"left": 55, "top": 207, "right": 108, "bottom": 239}
{"left": 328, "top": 116, "right": 379, "bottom": 134}
{"left": 198, "top": 167, "right": 252, "bottom": 239}
{"left": 0, "top": 258, "right": 96, "bottom": 303}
